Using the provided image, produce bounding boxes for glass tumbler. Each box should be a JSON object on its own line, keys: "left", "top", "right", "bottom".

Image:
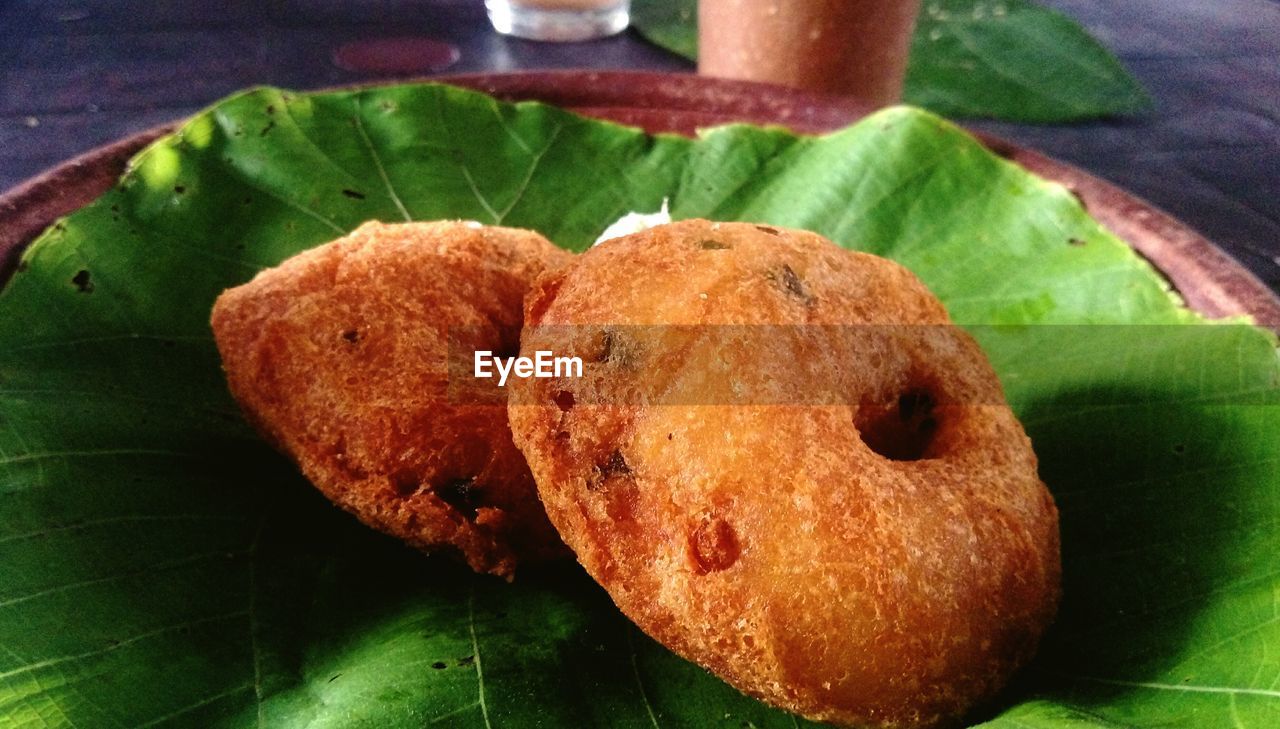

{"left": 699, "top": 0, "right": 922, "bottom": 107}
{"left": 486, "top": 0, "right": 631, "bottom": 42}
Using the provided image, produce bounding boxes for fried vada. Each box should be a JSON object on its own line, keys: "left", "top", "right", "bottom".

{"left": 212, "top": 220, "right": 571, "bottom": 578}
{"left": 508, "top": 220, "right": 1060, "bottom": 727}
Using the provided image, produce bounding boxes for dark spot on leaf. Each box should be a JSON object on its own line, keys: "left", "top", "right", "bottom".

{"left": 328, "top": 673, "right": 342, "bottom": 683}
{"left": 1173, "top": 443, "right": 1186, "bottom": 455}
{"left": 110, "top": 204, "right": 120, "bottom": 212}
{"left": 431, "top": 661, "right": 447, "bottom": 670}
{"left": 342, "top": 189, "right": 366, "bottom": 200}
{"left": 436, "top": 477, "right": 479, "bottom": 519}
{"left": 173, "top": 185, "right": 186, "bottom": 195}
{"left": 689, "top": 517, "right": 740, "bottom": 574}
{"left": 260, "top": 120, "right": 276, "bottom": 136}
{"left": 772, "top": 264, "right": 814, "bottom": 305}
{"left": 698, "top": 238, "right": 730, "bottom": 250}
{"left": 342, "top": 329, "right": 360, "bottom": 344}
{"left": 266, "top": 104, "right": 276, "bottom": 115}
{"left": 554, "top": 390, "right": 575, "bottom": 412}
{"left": 242, "top": 196, "right": 253, "bottom": 205}
{"left": 754, "top": 225, "right": 780, "bottom": 236}
{"left": 71, "top": 269, "right": 93, "bottom": 293}
{"left": 856, "top": 388, "right": 938, "bottom": 461}
{"left": 53, "top": 222, "right": 67, "bottom": 233}
{"left": 590, "top": 450, "right": 631, "bottom": 490}
{"left": 1069, "top": 237, "right": 1086, "bottom": 247}
{"left": 458, "top": 655, "right": 475, "bottom": 666}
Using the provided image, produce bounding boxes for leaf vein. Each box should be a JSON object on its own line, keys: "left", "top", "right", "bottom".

{"left": 1061, "top": 673, "right": 1280, "bottom": 699}
{"left": 0, "top": 549, "right": 249, "bottom": 608}
{"left": 0, "top": 610, "right": 248, "bottom": 681}
{"left": 353, "top": 94, "right": 413, "bottom": 221}
{"left": 467, "top": 584, "right": 493, "bottom": 729}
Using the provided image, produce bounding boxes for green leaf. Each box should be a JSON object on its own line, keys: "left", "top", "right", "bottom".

{"left": 629, "top": 0, "right": 698, "bottom": 61}
{"left": 1, "top": 83, "right": 1276, "bottom": 728}
{"left": 907, "top": 0, "right": 1152, "bottom": 121}
{"left": 629, "top": 0, "right": 1152, "bottom": 122}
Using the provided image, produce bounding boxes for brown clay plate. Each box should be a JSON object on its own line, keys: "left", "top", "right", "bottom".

{"left": 2, "top": 70, "right": 1277, "bottom": 330}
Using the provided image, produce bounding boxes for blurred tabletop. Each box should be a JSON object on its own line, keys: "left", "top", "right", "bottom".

{"left": 1, "top": 0, "right": 1277, "bottom": 292}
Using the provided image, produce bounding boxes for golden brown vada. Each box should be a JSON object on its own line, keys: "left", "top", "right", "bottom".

{"left": 212, "top": 220, "right": 571, "bottom": 578}
{"left": 508, "top": 220, "right": 1060, "bottom": 727}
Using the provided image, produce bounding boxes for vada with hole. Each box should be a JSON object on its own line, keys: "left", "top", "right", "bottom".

{"left": 508, "top": 220, "right": 1060, "bottom": 728}
{"left": 212, "top": 220, "right": 571, "bottom": 578}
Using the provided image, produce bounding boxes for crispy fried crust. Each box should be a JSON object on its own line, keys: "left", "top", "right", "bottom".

{"left": 508, "top": 220, "right": 1061, "bottom": 727}
{"left": 211, "top": 220, "right": 572, "bottom": 578}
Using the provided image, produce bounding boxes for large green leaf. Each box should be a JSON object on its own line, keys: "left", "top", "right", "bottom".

{"left": 630, "top": 0, "right": 1152, "bottom": 122}
{"left": 1, "top": 83, "right": 1276, "bottom": 728}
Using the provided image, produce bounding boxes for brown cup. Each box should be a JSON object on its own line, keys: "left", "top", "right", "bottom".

{"left": 698, "top": 0, "right": 922, "bottom": 107}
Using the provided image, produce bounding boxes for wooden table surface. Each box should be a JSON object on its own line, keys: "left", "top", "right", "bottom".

{"left": 1, "top": 0, "right": 1276, "bottom": 293}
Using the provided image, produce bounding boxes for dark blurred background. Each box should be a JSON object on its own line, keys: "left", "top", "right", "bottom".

{"left": 0, "top": 0, "right": 1276, "bottom": 289}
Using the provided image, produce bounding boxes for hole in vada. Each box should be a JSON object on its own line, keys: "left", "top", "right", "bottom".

{"left": 554, "top": 390, "right": 575, "bottom": 412}
{"left": 855, "top": 388, "right": 938, "bottom": 462}
{"left": 689, "top": 517, "right": 740, "bottom": 574}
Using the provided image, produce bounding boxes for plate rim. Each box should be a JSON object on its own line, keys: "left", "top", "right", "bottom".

{"left": 2, "top": 69, "right": 1276, "bottom": 330}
